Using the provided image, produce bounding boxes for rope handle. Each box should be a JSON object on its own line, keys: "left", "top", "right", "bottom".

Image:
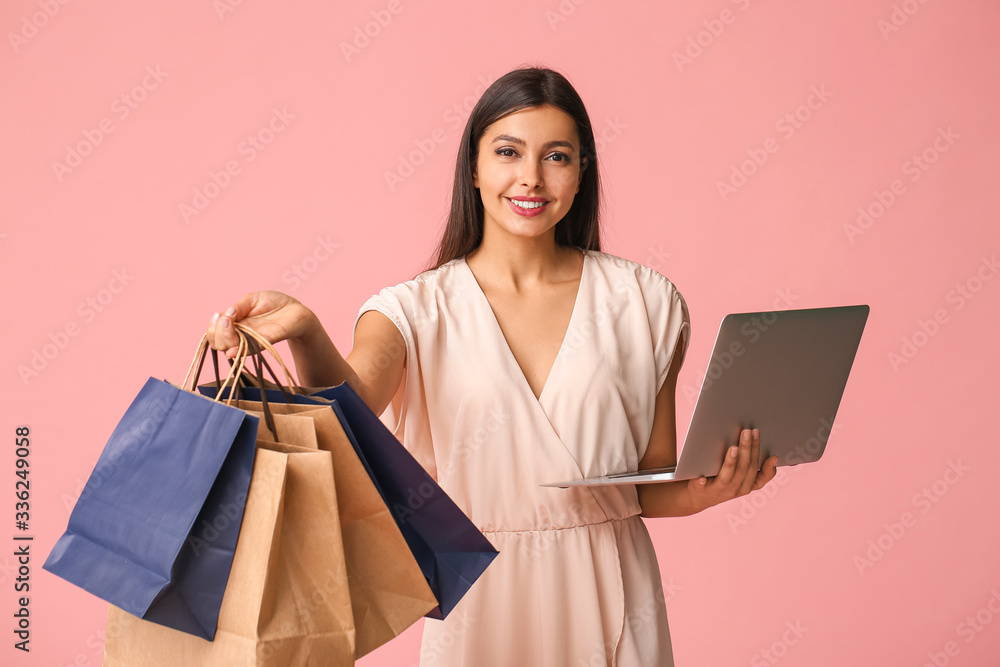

{"left": 180, "top": 326, "right": 280, "bottom": 439}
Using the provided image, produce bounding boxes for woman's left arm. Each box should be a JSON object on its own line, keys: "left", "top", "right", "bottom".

{"left": 637, "top": 338, "right": 779, "bottom": 518}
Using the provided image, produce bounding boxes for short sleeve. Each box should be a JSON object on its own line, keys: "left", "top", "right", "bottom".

{"left": 351, "top": 284, "right": 440, "bottom": 481}
{"left": 639, "top": 269, "right": 691, "bottom": 396}
{"left": 351, "top": 287, "right": 414, "bottom": 441}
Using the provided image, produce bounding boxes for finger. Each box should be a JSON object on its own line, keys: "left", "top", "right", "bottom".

{"left": 210, "top": 304, "right": 246, "bottom": 355}
{"left": 730, "top": 429, "right": 753, "bottom": 493}
{"left": 215, "top": 291, "right": 262, "bottom": 334}
{"left": 206, "top": 312, "right": 222, "bottom": 349}
{"left": 752, "top": 455, "right": 780, "bottom": 491}
{"left": 737, "top": 428, "right": 761, "bottom": 496}
{"left": 711, "top": 443, "right": 740, "bottom": 487}
{"left": 227, "top": 292, "right": 260, "bottom": 323}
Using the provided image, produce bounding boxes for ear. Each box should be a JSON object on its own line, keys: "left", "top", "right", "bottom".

{"left": 576, "top": 156, "right": 587, "bottom": 191}
{"left": 472, "top": 165, "right": 479, "bottom": 189}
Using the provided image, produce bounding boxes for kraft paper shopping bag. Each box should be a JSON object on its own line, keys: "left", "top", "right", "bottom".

{"left": 239, "top": 400, "right": 438, "bottom": 657}
{"left": 45, "top": 334, "right": 259, "bottom": 640}
{"left": 104, "top": 427, "right": 356, "bottom": 666}
{"left": 199, "top": 323, "right": 499, "bottom": 621}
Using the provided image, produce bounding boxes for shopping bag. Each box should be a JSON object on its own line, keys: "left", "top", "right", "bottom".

{"left": 237, "top": 400, "right": 438, "bottom": 657}
{"left": 44, "top": 334, "right": 260, "bottom": 640}
{"left": 199, "top": 323, "right": 500, "bottom": 621}
{"left": 104, "top": 419, "right": 357, "bottom": 666}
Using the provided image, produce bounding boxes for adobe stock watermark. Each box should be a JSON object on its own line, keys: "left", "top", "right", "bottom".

{"left": 50, "top": 622, "right": 106, "bottom": 667}
{"left": 18, "top": 268, "right": 134, "bottom": 385}
{"left": 593, "top": 116, "right": 628, "bottom": 155}
{"left": 51, "top": 65, "right": 169, "bottom": 182}
{"left": 921, "top": 587, "right": 1000, "bottom": 667}
{"left": 644, "top": 245, "right": 672, "bottom": 273}
{"left": 59, "top": 388, "right": 171, "bottom": 515}
{"left": 384, "top": 73, "right": 494, "bottom": 192}
{"left": 580, "top": 580, "right": 682, "bottom": 666}
{"left": 0, "top": 555, "right": 22, "bottom": 586}
{"left": 853, "top": 459, "right": 969, "bottom": 576}
{"left": 716, "top": 84, "right": 833, "bottom": 201}
{"left": 403, "top": 272, "right": 470, "bottom": 335}
{"left": 843, "top": 126, "right": 959, "bottom": 243}
{"left": 383, "top": 74, "right": 624, "bottom": 191}
{"left": 681, "top": 288, "right": 799, "bottom": 405}
{"left": 213, "top": 0, "right": 253, "bottom": 21}
{"left": 340, "top": 0, "right": 404, "bottom": 63}
{"left": 877, "top": 0, "right": 933, "bottom": 40}
{"left": 181, "top": 451, "right": 288, "bottom": 556}
{"left": 750, "top": 620, "right": 809, "bottom": 666}
{"left": 515, "top": 499, "right": 601, "bottom": 561}
{"left": 7, "top": 0, "right": 72, "bottom": 54}
{"left": 282, "top": 235, "right": 339, "bottom": 291}
{"left": 420, "top": 610, "right": 478, "bottom": 666}
{"left": 725, "top": 471, "right": 790, "bottom": 534}
{"left": 435, "top": 402, "right": 510, "bottom": 486}
{"left": 557, "top": 276, "right": 634, "bottom": 362}
{"left": 179, "top": 106, "right": 295, "bottom": 224}
{"left": 887, "top": 253, "right": 996, "bottom": 372}
{"left": 726, "top": 415, "right": 842, "bottom": 533}
{"left": 672, "top": 0, "right": 759, "bottom": 72}
{"left": 785, "top": 417, "right": 844, "bottom": 466}
{"left": 103, "top": 563, "right": 351, "bottom": 664}
{"left": 544, "top": 0, "right": 590, "bottom": 30}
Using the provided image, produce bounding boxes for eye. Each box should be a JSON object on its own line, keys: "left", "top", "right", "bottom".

{"left": 549, "top": 151, "right": 573, "bottom": 163}
{"left": 496, "top": 147, "right": 518, "bottom": 157}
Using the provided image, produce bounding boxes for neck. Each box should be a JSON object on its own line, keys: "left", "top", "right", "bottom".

{"left": 466, "top": 221, "right": 581, "bottom": 291}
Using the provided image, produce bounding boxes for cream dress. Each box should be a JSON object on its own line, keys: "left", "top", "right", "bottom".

{"left": 352, "top": 249, "right": 690, "bottom": 666}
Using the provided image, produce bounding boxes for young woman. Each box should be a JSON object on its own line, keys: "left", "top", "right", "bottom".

{"left": 207, "top": 66, "right": 778, "bottom": 666}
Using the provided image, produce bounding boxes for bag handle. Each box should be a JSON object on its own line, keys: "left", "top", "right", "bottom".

{"left": 183, "top": 331, "right": 248, "bottom": 395}
{"left": 231, "top": 324, "right": 340, "bottom": 406}
{"left": 231, "top": 323, "right": 303, "bottom": 393}
{"left": 182, "top": 324, "right": 298, "bottom": 398}
{"left": 181, "top": 328, "right": 281, "bottom": 440}
{"left": 227, "top": 353, "right": 296, "bottom": 403}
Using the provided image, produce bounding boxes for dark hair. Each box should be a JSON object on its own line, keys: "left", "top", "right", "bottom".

{"left": 424, "top": 65, "right": 603, "bottom": 272}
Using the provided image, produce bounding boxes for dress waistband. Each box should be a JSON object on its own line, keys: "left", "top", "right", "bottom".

{"left": 479, "top": 512, "right": 641, "bottom": 535}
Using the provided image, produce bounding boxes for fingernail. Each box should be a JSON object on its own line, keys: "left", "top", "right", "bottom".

{"left": 210, "top": 312, "right": 219, "bottom": 324}
{"left": 224, "top": 306, "right": 236, "bottom": 317}
{"left": 730, "top": 446, "right": 738, "bottom": 458}
{"left": 221, "top": 317, "right": 230, "bottom": 329}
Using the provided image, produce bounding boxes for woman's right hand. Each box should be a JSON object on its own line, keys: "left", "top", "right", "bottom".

{"left": 207, "top": 290, "right": 317, "bottom": 359}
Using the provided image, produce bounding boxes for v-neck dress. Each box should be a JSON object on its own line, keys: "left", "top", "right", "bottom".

{"left": 352, "top": 249, "right": 690, "bottom": 667}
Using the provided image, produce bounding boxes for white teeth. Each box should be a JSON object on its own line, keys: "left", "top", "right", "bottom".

{"left": 509, "top": 199, "right": 546, "bottom": 209}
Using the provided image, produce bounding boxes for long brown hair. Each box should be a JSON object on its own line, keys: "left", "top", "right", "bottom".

{"left": 423, "top": 65, "right": 603, "bottom": 273}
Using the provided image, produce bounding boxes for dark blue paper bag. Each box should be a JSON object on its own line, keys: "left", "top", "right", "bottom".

{"left": 200, "top": 376, "right": 499, "bottom": 620}
{"left": 44, "top": 377, "right": 258, "bottom": 640}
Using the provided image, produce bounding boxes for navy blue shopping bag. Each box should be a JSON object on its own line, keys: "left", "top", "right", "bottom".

{"left": 200, "top": 374, "right": 499, "bottom": 620}
{"left": 44, "top": 376, "right": 258, "bottom": 640}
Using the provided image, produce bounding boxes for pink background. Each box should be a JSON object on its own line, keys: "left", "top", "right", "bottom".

{"left": 3, "top": 0, "right": 999, "bottom": 665}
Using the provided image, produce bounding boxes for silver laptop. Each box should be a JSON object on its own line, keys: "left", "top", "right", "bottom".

{"left": 540, "top": 304, "right": 869, "bottom": 487}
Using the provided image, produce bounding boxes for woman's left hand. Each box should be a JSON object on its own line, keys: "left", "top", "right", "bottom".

{"left": 685, "top": 428, "right": 779, "bottom": 513}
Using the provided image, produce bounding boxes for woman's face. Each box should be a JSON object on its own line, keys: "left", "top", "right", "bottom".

{"left": 472, "top": 104, "right": 587, "bottom": 244}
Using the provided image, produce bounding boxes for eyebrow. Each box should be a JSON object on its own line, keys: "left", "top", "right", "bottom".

{"left": 490, "top": 134, "right": 576, "bottom": 151}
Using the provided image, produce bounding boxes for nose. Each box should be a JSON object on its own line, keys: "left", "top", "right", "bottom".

{"left": 518, "top": 157, "right": 544, "bottom": 189}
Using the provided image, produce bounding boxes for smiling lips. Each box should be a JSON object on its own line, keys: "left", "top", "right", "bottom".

{"left": 506, "top": 197, "right": 550, "bottom": 217}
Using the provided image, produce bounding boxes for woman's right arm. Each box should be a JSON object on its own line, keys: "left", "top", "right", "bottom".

{"left": 207, "top": 291, "right": 405, "bottom": 416}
